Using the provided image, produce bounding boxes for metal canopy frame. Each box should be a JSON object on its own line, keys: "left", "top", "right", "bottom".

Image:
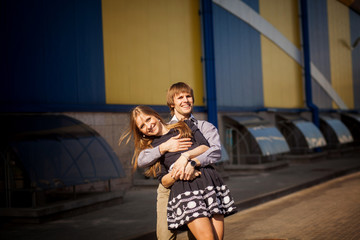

{"left": 223, "top": 115, "right": 289, "bottom": 164}
{"left": 276, "top": 114, "right": 327, "bottom": 154}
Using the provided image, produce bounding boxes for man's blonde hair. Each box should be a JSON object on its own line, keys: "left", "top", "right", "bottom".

{"left": 166, "top": 82, "right": 194, "bottom": 116}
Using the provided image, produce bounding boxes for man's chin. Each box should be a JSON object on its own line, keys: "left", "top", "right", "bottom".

{"left": 181, "top": 108, "right": 192, "bottom": 114}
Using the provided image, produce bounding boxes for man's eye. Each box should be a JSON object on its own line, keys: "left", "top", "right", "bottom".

{"left": 140, "top": 124, "right": 144, "bottom": 129}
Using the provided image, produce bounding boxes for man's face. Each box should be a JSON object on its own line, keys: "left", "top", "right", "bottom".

{"left": 171, "top": 92, "right": 194, "bottom": 119}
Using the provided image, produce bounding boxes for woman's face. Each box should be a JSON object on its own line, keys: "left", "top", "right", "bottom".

{"left": 135, "top": 113, "right": 163, "bottom": 137}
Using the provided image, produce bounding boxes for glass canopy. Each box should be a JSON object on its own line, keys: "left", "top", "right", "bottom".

{"left": 1, "top": 114, "right": 125, "bottom": 189}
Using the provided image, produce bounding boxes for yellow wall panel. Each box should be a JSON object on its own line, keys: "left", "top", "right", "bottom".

{"left": 327, "top": 0, "right": 354, "bottom": 109}
{"left": 259, "top": 0, "right": 301, "bottom": 48}
{"left": 102, "top": 0, "right": 204, "bottom": 105}
{"left": 261, "top": 37, "right": 303, "bottom": 108}
{"left": 259, "top": 0, "right": 303, "bottom": 108}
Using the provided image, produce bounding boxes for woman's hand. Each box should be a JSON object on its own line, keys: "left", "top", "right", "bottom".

{"left": 170, "top": 163, "right": 201, "bottom": 182}
{"left": 172, "top": 145, "right": 208, "bottom": 180}
{"left": 171, "top": 153, "right": 189, "bottom": 180}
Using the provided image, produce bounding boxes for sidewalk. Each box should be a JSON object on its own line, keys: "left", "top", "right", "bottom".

{"left": 1, "top": 150, "right": 360, "bottom": 240}
{"left": 194, "top": 171, "right": 360, "bottom": 239}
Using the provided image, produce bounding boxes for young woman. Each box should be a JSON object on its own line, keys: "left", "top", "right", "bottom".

{"left": 120, "top": 106, "right": 236, "bottom": 240}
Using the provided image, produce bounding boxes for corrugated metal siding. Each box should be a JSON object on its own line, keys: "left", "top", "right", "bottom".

{"left": 102, "top": 0, "right": 203, "bottom": 106}
{"left": 308, "top": 0, "right": 332, "bottom": 108}
{"left": 259, "top": 0, "right": 303, "bottom": 108}
{"left": 213, "top": 0, "right": 264, "bottom": 109}
{"left": 350, "top": 9, "right": 360, "bottom": 109}
{"left": 327, "top": 0, "right": 354, "bottom": 109}
{"left": 1, "top": 0, "right": 105, "bottom": 105}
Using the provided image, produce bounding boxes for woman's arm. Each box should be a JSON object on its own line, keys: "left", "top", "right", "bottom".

{"left": 161, "top": 162, "right": 201, "bottom": 188}
{"left": 138, "top": 134, "right": 192, "bottom": 168}
{"left": 161, "top": 172, "right": 178, "bottom": 188}
{"left": 158, "top": 161, "right": 180, "bottom": 189}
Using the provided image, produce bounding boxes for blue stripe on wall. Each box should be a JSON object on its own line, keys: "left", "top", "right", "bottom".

{"left": 350, "top": 9, "right": 360, "bottom": 109}
{"left": 213, "top": 0, "right": 263, "bottom": 109}
{"left": 307, "top": 0, "right": 332, "bottom": 109}
{"left": 1, "top": 0, "right": 105, "bottom": 108}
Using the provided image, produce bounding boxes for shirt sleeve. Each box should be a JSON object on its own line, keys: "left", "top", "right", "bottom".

{"left": 195, "top": 120, "right": 222, "bottom": 166}
{"left": 137, "top": 146, "right": 162, "bottom": 168}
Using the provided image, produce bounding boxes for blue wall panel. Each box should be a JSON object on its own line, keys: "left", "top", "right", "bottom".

{"left": 307, "top": 0, "right": 332, "bottom": 109}
{"left": 213, "top": 0, "right": 263, "bottom": 110}
{"left": 74, "top": 0, "right": 105, "bottom": 104}
{"left": 350, "top": 9, "right": 360, "bottom": 109}
{"left": 1, "top": 0, "right": 105, "bottom": 109}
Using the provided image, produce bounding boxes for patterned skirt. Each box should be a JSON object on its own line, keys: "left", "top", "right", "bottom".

{"left": 167, "top": 166, "right": 236, "bottom": 230}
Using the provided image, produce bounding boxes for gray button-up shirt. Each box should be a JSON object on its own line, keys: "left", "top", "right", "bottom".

{"left": 137, "top": 115, "right": 221, "bottom": 168}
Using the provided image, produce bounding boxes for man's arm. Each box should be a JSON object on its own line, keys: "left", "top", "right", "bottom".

{"left": 137, "top": 147, "right": 162, "bottom": 168}
{"left": 137, "top": 134, "right": 192, "bottom": 168}
{"left": 170, "top": 145, "right": 209, "bottom": 180}
{"left": 171, "top": 120, "right": 220, "bottom": 180}
{"left": 193, "top": 120, "right": 221, "bottom": 166}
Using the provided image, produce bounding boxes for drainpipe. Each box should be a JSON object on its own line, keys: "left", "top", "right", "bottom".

{"left": 300, "top": 0, "right": 320, "bottom": 127}
{"left": 201, "top": 0, "right": 218, "bottom": 127}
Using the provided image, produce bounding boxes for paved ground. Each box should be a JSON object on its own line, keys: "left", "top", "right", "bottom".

{"left": 179, "top": 171, "right": 360, "bottom": 240}
{"left": 1, "top": 150, "right": 360, "bottom": 240}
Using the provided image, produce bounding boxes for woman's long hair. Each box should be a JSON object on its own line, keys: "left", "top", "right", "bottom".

{"left": 119, "top": 105, "right": 192, "bottom": 177}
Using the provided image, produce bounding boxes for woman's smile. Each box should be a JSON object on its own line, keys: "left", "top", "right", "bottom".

{"left": 135, "top": 113, "right": 164, "bottom": 136}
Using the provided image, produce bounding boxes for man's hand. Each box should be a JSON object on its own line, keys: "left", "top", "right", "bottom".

{"left": 191, "top": 170, "right": 201, "bottom": 180}
{"left": 159, "top": 134, "right": 192, "bottom": 154}
{"left": 183, "top": 163, "right": 202, "bottom": 181}
{"left": 171, "top": 163, "right": 201, "bottom": 181}
{"left": 183, "top": 163, "right": 195, "bottom": 180}
{"left": 171, "top": 154, "right": 188, "bottom": 180}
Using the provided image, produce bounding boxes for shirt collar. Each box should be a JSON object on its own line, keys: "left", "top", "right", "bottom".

{"left": 170, "top": 114, "right": 197, "bottom": 124}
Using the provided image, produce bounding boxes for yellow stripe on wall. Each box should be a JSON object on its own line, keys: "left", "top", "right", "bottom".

{"left": 260, "top": 0, "right": 304, "bottom": 108}
{"left": 327, "top": 0, "right": 354, "bottom": 109}
{"left": 102, "top": 0, "right": 204, "bottom": 105}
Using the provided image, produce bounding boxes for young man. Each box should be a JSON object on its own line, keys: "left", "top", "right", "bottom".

{"left": 137, "top": 82, "right": 222, "bottom": 240}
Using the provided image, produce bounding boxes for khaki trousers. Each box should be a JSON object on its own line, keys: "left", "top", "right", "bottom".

{"left": 156, "top": 184, "right": 196, "bottom": 240}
